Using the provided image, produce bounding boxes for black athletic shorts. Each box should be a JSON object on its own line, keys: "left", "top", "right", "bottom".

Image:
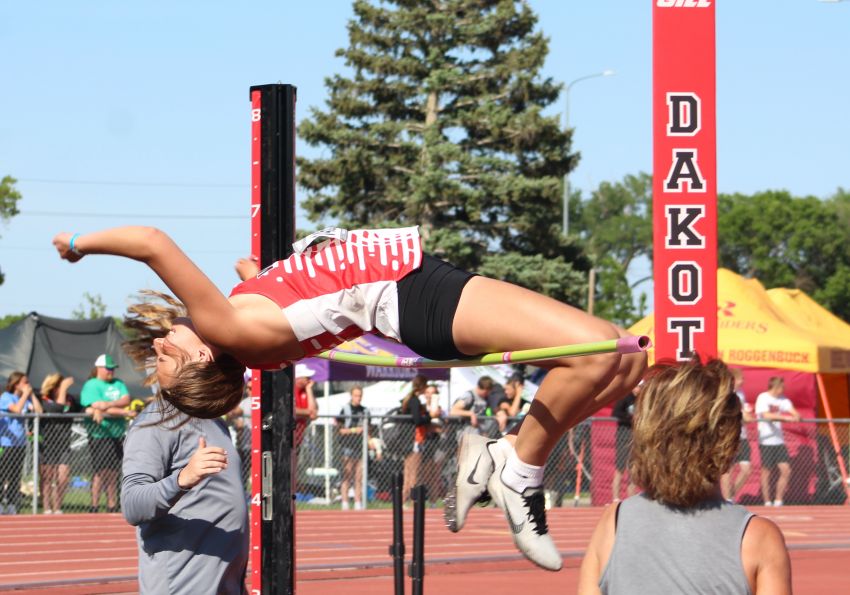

{"left": 734, "top": 439, "right": 752, "bottom": 464}
{"left": 89, "top": 437, "right": 124, "bottom": 472}
{"left": 397, "top": 254, "right": 477, "bottom": 360}
{"left": 759, "top": 443, "right": 790, "bottom": 468}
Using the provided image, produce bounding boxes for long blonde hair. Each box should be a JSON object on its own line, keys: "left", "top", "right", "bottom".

{"left": 630, "top": 358, "right": 740, "bottom": 507}
{"left": 123, "top": 290, "right": 187, "bottom": 387}
{"left": 41, "top": 373, "right": 63, "bottom": 398}
{"left": 124, "top": 290, "right": 244, "bottom": 421}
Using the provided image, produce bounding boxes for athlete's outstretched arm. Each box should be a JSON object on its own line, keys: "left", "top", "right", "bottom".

{"left": 53, "top": 227, "right": 241, "bottom": 349}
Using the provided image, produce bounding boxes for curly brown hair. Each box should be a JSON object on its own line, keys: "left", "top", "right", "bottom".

{"left": 629, "top": 358, "right": 741, "bottom": 507}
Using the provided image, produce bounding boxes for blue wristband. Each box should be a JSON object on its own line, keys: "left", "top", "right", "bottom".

{"left": 69, "top": 233, "right": 82, "bottom": 255}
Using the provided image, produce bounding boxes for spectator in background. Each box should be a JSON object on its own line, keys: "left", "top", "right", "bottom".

{"left": 451, "top": 375, "right": 494, "bottom": 438}
{"left": 0, "top": 372, "right": 43, "bottom": 514}
{"left": 721, "top": 368, "right": 756, "bottom": 503}
{"left": 38, "top": 374, "right": 80, "bottom": 514}
{"left": 755, "top": 377, "right": 801, "bottom": 507}
{"left": 400, "top": 375, "right": 431, "bottom": 507}
{"left": 421, "top": 383, "right": 445, "bottom": 504}
{"left": 122, "top": 400, "right": 248, "bottom": 594}
{"left": 611, "top": 382, "right": 640, "bottom": 502}
{"left": 424, "top": 383, "right": 443, "bottom": 421}
{"left": 484, "top": 381, "right": 510, "bottom": 432}
{"left": 500, "top": 374, "right": 528, "bottom": 434}
{"left": 337, "top": 386, "right": 367, "bottom": 511}
{"left": 503, "top": 374, "right": 528, "bottom": 416}
{"left": 578, "top": 359, "right": 792, "bottom": 595}
{"left": 293, "top": 364, "right": 318, "bottom": 454}
{"left": 80, "top": 354, "right": 131, "bottom": 513}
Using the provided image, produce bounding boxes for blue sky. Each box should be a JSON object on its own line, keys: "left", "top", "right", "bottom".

{"left": 1, "top": 1, "right": 848, "bottom": 318}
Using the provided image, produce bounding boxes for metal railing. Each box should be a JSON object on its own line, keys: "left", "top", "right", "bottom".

{"left": 0, "top": 412, "right": 135, "bottom": 514}
{"left": 294, "top": 414, "right": 850, "bottom": 510}
{"left": 1, "top": 412, "right": 848, "bottom": 514}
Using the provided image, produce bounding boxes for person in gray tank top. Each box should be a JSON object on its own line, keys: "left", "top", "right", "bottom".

{"left": 578, "top": 358, "right": 792, "bottom": 595}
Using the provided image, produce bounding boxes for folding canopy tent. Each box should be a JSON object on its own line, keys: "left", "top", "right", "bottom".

{"left": 611, "top": 269, "right": 850, "bottom": 505}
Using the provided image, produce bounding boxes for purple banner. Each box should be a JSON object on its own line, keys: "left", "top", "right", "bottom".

{"left": 299, "top": 334, "right": 451, "bottom": 383}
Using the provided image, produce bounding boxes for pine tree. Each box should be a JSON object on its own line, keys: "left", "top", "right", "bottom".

{"left": 298, "top": 0, "right": 589, "bottom": 304}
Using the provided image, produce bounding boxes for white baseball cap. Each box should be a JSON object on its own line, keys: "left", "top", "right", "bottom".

{"left": 294, "top": 363, "right": 317, "bottom": 378}
{"left": 94, "top": 354, "right": 118, "bottom": 369}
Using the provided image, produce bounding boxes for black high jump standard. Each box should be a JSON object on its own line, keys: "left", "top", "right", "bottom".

{"left": 248, "top": 83, "right": 297, "bottom": 595}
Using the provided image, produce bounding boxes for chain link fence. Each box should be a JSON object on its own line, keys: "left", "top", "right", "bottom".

{"left": 0, "top": 412, "right": 132, "bottom": 514}
{"left": 294, "top": 414, "right": 850, "bottom": 510}
{"left": 1, "top": 412, "right": 848, "bottom": 514}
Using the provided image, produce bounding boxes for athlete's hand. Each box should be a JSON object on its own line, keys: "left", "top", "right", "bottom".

{"left": 235, "top": 257, "right": 260, "bottom": 281}
{"left": 177, "top": 437, "right": 228, "bottom": 489}
{"left": 52, "top": 232, "right": 83, "bottom": 263}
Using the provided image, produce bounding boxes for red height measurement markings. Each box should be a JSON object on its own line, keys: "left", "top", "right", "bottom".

{"left": 249, "top": 91, "right": 262, "bottom": 594}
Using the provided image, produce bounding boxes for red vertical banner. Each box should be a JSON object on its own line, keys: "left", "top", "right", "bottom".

{"left": 652, "top": 0, "right": 717, "bottom": 361}
{"left": 249, "top": 90, "right": 262, "bottom": 594}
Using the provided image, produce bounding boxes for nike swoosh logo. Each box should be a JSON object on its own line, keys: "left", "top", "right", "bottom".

{"left": 467, "top": 454, "right": 482, "bottom": 485}
{"left": 506, "top": 507, "right": 525, "bottom": 534}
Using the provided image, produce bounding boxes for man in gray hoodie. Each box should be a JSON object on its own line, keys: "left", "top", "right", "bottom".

{"left": 122, "top": 400, "right": 249, "bottom": 594}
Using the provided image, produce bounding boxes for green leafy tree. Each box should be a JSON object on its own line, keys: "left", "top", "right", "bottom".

{"left": 0, "top": 175, "right": 23, "bottom": 286}
{"left": 816, "top": 264, "right": 850, "bottom": 321}
{"left": 0, "top": 313, "right": 28, "bottom": 330}
{"left": 830, "top": 187, "right": 850, "bottom": 227}
{"left": 572, "top": 173, "right": 653, "bottom": 325}
{"left": 72, "top": 292, "right": 108, "bottom": 320}
{"left": 718, "top": 191, "right": 848, "bottom": 291}
{"left": 298, "top": 0, "right": 583, "bottom": 297}
{"left": 718, "top": 190, "right": 850, "bottom": 320}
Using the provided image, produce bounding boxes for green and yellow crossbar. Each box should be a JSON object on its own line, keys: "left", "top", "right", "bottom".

{"left": 315, "top": 335, "right": 651, "bottom": 368}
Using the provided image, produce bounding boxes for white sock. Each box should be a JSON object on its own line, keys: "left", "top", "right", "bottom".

{"left": 494, "top": 437, "right": 515, "bottom": 459}
{"left": 501, "top": 451, "right": 544, "bottom": 493}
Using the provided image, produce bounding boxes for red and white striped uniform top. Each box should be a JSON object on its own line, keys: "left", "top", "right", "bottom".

{"left": 230, "top": 227, "right": 422, "bottom": 369}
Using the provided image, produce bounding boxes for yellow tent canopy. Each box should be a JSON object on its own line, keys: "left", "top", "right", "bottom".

{"left": 629, "top": 268, "right": 850, "bottom": 374}
{"left": 765, "top": 287, "right": 850, "bottom": 421}
{"left": 766, "top": 287, "right": 850, "bottom": 350}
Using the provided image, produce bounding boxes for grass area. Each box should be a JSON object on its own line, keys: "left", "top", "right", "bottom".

{"left": 16, "top": 479, "right": 117, "bottom": 514}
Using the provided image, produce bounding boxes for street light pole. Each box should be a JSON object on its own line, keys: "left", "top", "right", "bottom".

{"left": 562, "top": 69, "right": 615, "bottom": 236}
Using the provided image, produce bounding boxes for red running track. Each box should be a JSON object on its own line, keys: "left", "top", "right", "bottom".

{"left": 0, "top": 506, "right": 848, "bottom": 593}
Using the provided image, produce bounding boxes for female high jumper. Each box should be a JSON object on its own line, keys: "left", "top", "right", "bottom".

{"left": 54, "top": 225, "right": 646, "bottom": 571}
